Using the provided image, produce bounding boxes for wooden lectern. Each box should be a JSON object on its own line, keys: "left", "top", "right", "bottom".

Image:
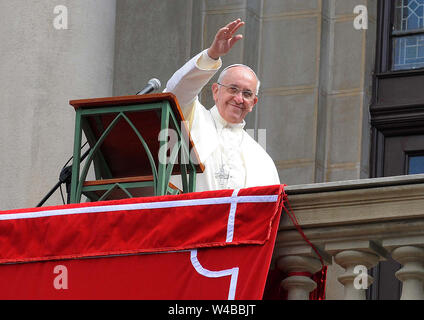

{"left": 68, "top": 93, "right": 204, "bottom": 204}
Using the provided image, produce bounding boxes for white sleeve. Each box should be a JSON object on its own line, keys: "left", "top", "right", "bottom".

{"left": 164, "top": 50, "right": 222, "bottom": 119}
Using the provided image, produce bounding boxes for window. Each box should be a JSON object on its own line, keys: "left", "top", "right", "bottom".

{"left": 369, "top": 0, "right": 424, "bottom": 300}
{"left": 392, "top": 0, "right": 424, "bottom": 70}
{"left": 407, "top": 153, "right": 424, "bottom": 173}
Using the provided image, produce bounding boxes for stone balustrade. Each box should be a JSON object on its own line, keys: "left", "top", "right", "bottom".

{"left": 273, "top": 174, "right": 424, "bottom": 300}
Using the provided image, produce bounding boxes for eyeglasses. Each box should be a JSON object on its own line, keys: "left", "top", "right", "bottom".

{"left": 216, "top": 83, "right": 256, "bottom": 101}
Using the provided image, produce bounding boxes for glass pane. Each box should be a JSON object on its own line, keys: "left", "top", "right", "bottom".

{"left": 392, "top": 34, "right": 424, "bottom": 70}
{"left": 394, "top": 0, "right": 424, "bottom": 31}
{"left": 408, "top": 155, "right": 424, "bottom": 174}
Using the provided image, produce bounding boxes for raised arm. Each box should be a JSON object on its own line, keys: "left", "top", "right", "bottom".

{"left": 165, "top": 19, "right": 244, "bottom": 118}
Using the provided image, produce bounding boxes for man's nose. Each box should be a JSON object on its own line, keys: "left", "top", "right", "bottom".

{"left": 233, "top": 92, "right": 244, "bottom": 103}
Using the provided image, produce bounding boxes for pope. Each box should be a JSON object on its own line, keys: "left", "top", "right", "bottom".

{"left": 166, "top": 19, "right": 280, "bottom": 191}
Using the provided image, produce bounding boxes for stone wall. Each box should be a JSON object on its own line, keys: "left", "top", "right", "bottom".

{"left": 113, "top": 0, "right": 377, "bottom": 185}
{"left": 0, "top": 0, "right": 116, "bottom": 209}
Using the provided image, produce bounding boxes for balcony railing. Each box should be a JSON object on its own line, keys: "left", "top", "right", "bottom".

{"left": 273, "top": 174, "right": 424, "bottom": 300}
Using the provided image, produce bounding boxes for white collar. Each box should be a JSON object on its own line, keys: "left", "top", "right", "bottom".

{"left": 210, "top": 105, "right": 246, "bottom": 131}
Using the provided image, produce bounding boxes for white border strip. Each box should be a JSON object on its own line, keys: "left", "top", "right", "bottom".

{"left": 190, "top": 249, "right": 239, "bottom": 300}
{"left": 0, "top": 194, "right": 278, "bottom": 221}
{"left": 190, "top": 189, "right": 242, "bottom": 300}
{"left": 226, "top": 189, "right": 240, "bottom": 243}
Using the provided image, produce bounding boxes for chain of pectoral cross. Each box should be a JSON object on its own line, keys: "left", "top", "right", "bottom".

{"left": 210, "top": 110, "right": 244, "bottom": 189}
{"left": 215, "top": 164, "right": 230, "bottom": 189}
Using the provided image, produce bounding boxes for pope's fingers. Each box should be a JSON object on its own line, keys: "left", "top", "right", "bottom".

{"left": 225, "top": 18, "right": 242, "bottom": 29}
{"left": 217, "top": 27, "right": 230, "bottom": 38}
{"left": 228, "top": 20, "right": 244, "bottom": 34}
{"left": 228, "top": 34, "right": 243, "bottom": 49}
{"left": 217, "top": 19, "right": 244, "bottom": 38}
{"left": 217, "top": 25, "right": 244, "bottom": 41}
{"left": 230, "top": 34, "right": 243, "bottom": 43}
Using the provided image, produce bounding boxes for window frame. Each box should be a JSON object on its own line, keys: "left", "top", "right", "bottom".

{"left": 377, "top": 0, "right": 424, "bottom": 73}
{"left": 406, "top": 151, "right": 424, "bottom": 174}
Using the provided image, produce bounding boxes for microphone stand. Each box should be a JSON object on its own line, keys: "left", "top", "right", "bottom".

{"left": 36, "top": 148, "right": 91, "bottom": 207}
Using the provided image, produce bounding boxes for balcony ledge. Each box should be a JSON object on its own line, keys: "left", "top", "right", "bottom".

{"left": 276, "top": 174, "right": 424, "bottom": 260}
{"left": 273, "top": 174, "right": 424, "bottom": 299}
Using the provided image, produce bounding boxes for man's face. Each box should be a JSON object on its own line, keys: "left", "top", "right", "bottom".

{"left": 212, "top": 66, "right": 258, "bottom": 124}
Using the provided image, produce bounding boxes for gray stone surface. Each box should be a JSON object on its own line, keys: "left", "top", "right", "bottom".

{"left": 0, "top": 0, "right": 116, "bottom": 209}
{"left": 113, "top": 0, "right": 194, "bottom": 96}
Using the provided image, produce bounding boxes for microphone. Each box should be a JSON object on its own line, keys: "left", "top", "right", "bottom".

{"left": 136, "top": 78, "right": 161, "bottom": 95}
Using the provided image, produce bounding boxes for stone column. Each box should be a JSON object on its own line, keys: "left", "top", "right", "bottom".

{"left": 0, "top": 0, "right": 116, "bottom": 209}
{"left": 316, "top": 0, "right": 377, "bottom": 182}
{"left": 392, "top": 246, "right": 424, "bottom": 300}
{"left": 278, "top": 255, "right": 322, "bottom": 300}
{"left": 334, "top": 250, "right": 379, "bottom": 300}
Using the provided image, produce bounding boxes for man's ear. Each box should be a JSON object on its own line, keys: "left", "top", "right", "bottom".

{"left": 212, "top": 83, "right": 219, "bottom": 102}
{"left": 248, "top": 96, "right": 258, "bottom": 112}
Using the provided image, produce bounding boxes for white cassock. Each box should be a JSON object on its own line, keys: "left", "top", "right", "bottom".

{"left": 165, "top": 50, "right": 280, "bottom": 192}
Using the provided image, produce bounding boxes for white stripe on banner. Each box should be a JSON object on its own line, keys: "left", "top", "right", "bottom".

{"left": 190, "top": 189, "right": 242, "bottom": 300}
{"left": 190, "top": 249, "right": 239, "bottom": 300}
{"left": 225, "top": 189, "right": 240, "bottom": 243}
{"left": 0, "top": 194, "right": 279, "bottom": 221}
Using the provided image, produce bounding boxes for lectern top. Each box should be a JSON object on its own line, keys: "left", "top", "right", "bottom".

{"left": 69, "top": 93, "right": 204, "bottom": 179}
{"left": 70, "top": 93, "right": 181, "bottom": 112}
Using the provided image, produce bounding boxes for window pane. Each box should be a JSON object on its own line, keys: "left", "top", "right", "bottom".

{"left": 408, "top": 155, "right": 424, "bottom": 174}
{"left": 394, "top": 0, "right": 424, "bottom": 31}
{"left": 392, "top": 34, "right": 424, "bottom": 70}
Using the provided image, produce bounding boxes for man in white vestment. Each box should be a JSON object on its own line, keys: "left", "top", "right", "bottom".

{"left": 165, "top": 19, "right": 280, "bottom": 192}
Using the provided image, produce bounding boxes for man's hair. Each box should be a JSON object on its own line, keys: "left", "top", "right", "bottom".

{"left": 217, "top": 64, "right": 261, "bottom": 95}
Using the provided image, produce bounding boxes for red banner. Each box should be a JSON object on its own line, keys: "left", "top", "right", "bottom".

{"left": 0, "top": 185, "right": 284, "bottom": 300}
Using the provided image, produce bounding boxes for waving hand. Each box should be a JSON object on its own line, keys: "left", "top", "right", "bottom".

{"left": 207, "top": 19, "right": 245, "bottom": 60}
